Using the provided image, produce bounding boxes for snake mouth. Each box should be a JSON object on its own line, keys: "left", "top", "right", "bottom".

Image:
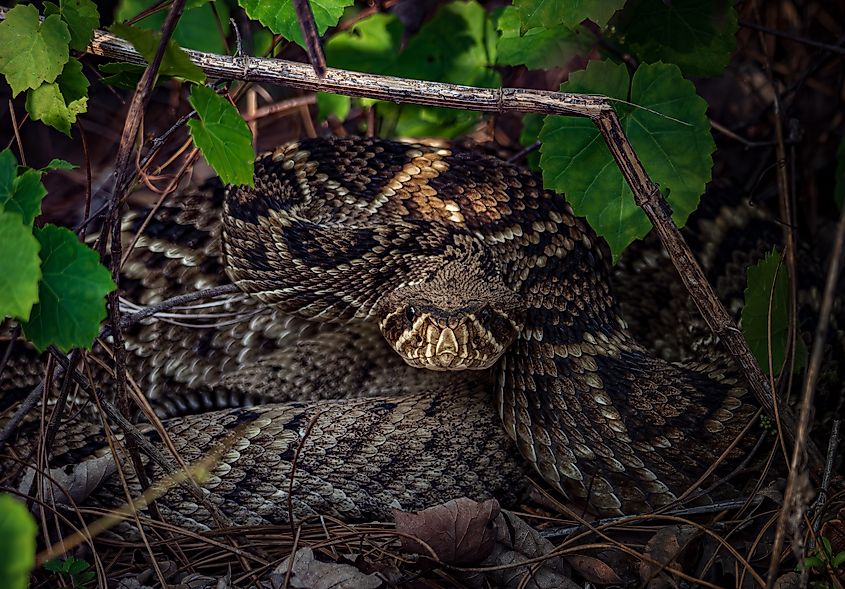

{"left": 378, "top": 301, "right": 519, "bottom": 372}
{"left": 401, "top": 323, "right": 504, "bottom": 371}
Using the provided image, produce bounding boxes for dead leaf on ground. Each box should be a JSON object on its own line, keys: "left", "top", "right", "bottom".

{"left": 393, "top": 497, "right": 500, "bottom": 564}
{"left": 270, "top": 547, "right": 382, "bottom": 589}
{"left": 18, "top": 453, "right": 116, "bottom": 506}
{"left": 564, "top": 554, "right": 624, "bottom": 585}
{"left": 461, "top": 510, "right": 580, "bottom": 589}
{"left": 772, "top": 571, "right": 800, "bottom": 588}
{"left": 639, "top": 524, "right": 699, "bottom": 588}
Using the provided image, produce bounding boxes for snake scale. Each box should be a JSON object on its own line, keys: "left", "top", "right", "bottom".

{"left": 2, "top": 136, "right": 760, "bottom": 530}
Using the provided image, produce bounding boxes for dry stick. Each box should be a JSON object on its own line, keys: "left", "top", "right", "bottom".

{"left": 592, "top": 112, "right": 816, "bottom": 463}
{"left": 293, "top": 0, "right": 327, "bottom": 78}
{"left": 765, "top": 191, "right": 845, "bottom": 587}
{"left": 739, "top": 20, "right": 845, "bottom": 56}
{"left": 8, "top": 99, "right": 26, "bottom": 166}
{"left": 752, "top": 6, "right": 800, "bottom": 465}
{"left": 97, "top": 4, "right": 188, "bottom": 580}
{"left": 812, "top": 418, "right": 842, "bottom": 534}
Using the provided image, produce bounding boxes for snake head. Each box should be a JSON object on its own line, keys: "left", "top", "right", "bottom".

{"left": 377, "top": 279, "right": 523, "bottom": 372}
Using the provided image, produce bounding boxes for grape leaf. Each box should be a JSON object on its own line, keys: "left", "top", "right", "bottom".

{"left": 518, "top": 113, "right": 544, "bottom": 170}
{"left": 25, "top": 59, "right": 89, "bottom": 136}
{"left": 22, "top": 224, "right": 115, "bottom": 352}
{"left": 496, "top": 6, "right": 592, "bottom": 70}
{"left": 0, "top": 212, "right": 41, "bottom": 321}
{"left": 0, "top": 149, "right": 18, "bottom": 207}
{"left": 110, "top": 23, "right": 205, "bottom": 83}
{"left": 514, "top": 0, "right": 625, "bottom": 30}
{"left": 316, "top": 92, "right": 351, "bottom": 121}
{"left": 394, "top": 0, "right": 498, "bottom": 88}
{"left": 325, "top": 13, "right": 402, "bottom": 73}
{"left": 614, "top": 0, "right": 737, "bottom": 77}
{"left": 44, "top": 0, "right": 99, "bottom": 51}
{"left": 318, "top": 13, "right": 403, "bottom": 121}
{"left": 317, "top": 2, "right": 499, "bottom": 138}
{"left": 383, "top": 0, "right": 500, "bottom": 138}
{"left": 3, "top": 171, "right": 46, "bottom": 227}
{"left": 0, "top": 494, "right": 37, "bottom": 589}
{"left": 115, "top": 0, "right": 231, "bottom": 53}
{"left": 40, "top": 158, "right": 76, "bottom": 172}
{"left": 97, "top": 62, "right": 153, "bottom": 89}
{"left": 187, "top": 85, "right": 254, "bottom": 186}
{"left": 238, "top": 0, "right": 355, "bottom": 48}
{"left": 835, "top": 134, "right": 844, "bottom": 209}
{"left": 0, "top": 149, "right": 47, "bottom": 227}
{"left": 0, "top": 5, "right": 70, "bottom": 96}
{"left": 539, "top": 60, "right": 715, "bottom": 259}
{"left": 742, "top": 248, "right": 807, "bottom": 373}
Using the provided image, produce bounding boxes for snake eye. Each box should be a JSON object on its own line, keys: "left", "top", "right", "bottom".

{"left": 405, "top": 306, "right": 417, "bottom": 324}
{"left": 478, "top": 307, "right": 491, "bottom": 322}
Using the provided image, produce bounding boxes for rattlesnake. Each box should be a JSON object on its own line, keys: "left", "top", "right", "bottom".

{"left": 2, "top": 136, "right": 762, "bottom": 529}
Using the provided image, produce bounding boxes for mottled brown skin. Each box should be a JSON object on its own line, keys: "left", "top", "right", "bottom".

{"left": 4, "top": 137, "right": 757, "bottom": 528}
{"left": 224, "top": 137, "right": 756, "bottom": 516}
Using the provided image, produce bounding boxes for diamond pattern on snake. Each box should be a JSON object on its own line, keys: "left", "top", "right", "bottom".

{"left": 2, "top": 136, "right": 760, "bottom": 530}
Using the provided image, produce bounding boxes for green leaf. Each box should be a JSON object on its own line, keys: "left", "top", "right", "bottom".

{"left": 22, "top": 224, "right": 116, "bottom": 352}
{"left": 496, "top": 6, "right": 592, "bottom": 70}
{"left": 25, "top": 59, "right": 89, "bottom": 136}
{"left": 115, "top": 0, "right": 230, "bottom": 53}
{"left": 316, "top": 92, "right": 350, "bottom": 121}
{"left": 238, "top": 0, "right": 355, "bottom": 48}
{"left": 514, "top": 0, "right": 625, "bottom": 30}
{"left": 539, "top": 60, "right": 715, "bottom": 258}
{"left": 318, "top": 13, "right": 405, "bottom": 124}
{"left": 384, "top": 0, "right": 500, "bottom": 138}
{"left": 0, "top": 494, "right": 37, "bottom": 589}
{"left": 44, "top": 0, "right": 99, "bottom": 51}
{"left": 187, "top": 85, "right": 254, "bottom": 186}
{"left": 40, "top": 158, "right": 77, "bottom": 172}
{"left": 324, "top": 12, "right": 402, "bottom": 73}
{"left": 0, "top": 149, "right": 48, "bottom": 227}
{"left": 318, "top": 1, "right": 500, "bottom": 138}
{"left": 394, "top": 0, "right": 498, "bottom": 88}
{"left": 0, "top": 212, "right": 41, "bottom": 321}
{"left": 0, "top": 4, "right": 70, "bottom": 95}
{"left": 835, "top": 134, "right": 844, "bottom": 209}
{"left": 97, "top": 61, "right": 150, "bottom": 89}
{"left": 0, "top": 149, "right": 19, "bottom": 209}
{"left": 614, "top": 0, "right": 737, "bottom": 77}
{"left": 518, "top": 113, "right": 544, "bottom": 170}
{"left": 742, "top": 248, "right": 808, "bottom": 374}
{"left": 110, "top": 22, "right": 205, "bottom": 83}
{"left": 3, "top": 171, "right": 46, "bottom": 227}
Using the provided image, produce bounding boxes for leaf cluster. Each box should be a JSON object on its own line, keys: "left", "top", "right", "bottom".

{"left": 0, "top": 2, "right": 96, "bottom": 135}
{"left": 44, "top": 556, "right": 96, "bottom": 589}
{"left": 0, "top": 150, "right": 114, "bottom": 352}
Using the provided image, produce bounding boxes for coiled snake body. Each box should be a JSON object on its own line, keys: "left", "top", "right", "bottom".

{"left": 4, "top": 136, "right": 756, "bottom": 529}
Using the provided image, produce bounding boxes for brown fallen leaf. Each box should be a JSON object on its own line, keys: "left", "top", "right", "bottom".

{"left": 564, "top": 554, "right": 624, "bottom": 585}
{"left": 393, "top": 497, "right": 500, "bottom": 564}
{"left": 18, "top": 453, "right": 117, "bottom": 506}
{"left": 772, "top": 571, "right": 800, "bottom": 589}
{"left": 639, "top": 524, "right": 699, "bottom": 588}
{"left": 271, "top": 547, "right": 382, "bottom": 589}
{"left": 461, "top": 510, "right": 580, "bottom": 589}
